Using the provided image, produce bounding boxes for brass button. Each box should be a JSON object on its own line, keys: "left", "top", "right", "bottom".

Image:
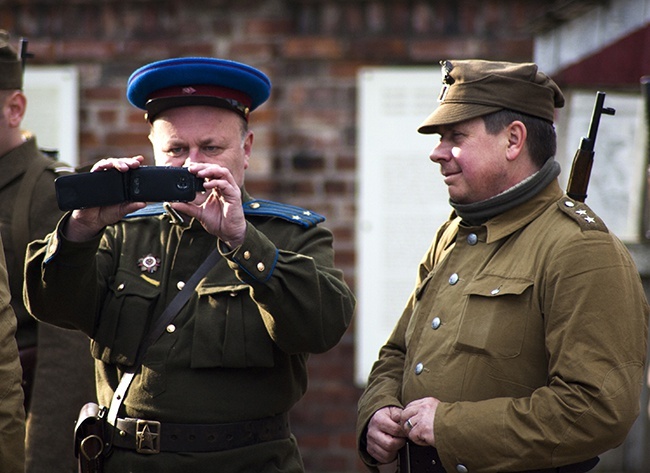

{"left": 177, "top": 281, "right": 185, "bottom": 291}
{"left": 250, "top": 202, "right": 261, "bottom": 209}
{"left": 166, "top": 324, "right": 176, "bottom": 333}
{"left": 257, "top": 262, "right": 265, "bottom": 272}
{"left": 243, "top": 251, "right": 251, "bottom": 260}
{"left": 117, "top": 283, "right": 125, "bottom": 291}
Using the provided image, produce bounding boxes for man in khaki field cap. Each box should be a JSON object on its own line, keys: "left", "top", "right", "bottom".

{"left": 357, "top": 59, "right": 649, "bottom": 473}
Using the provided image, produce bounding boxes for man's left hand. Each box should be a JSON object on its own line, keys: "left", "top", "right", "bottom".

{"left": 170, "top": 163, "right": 247, "bottom": 248}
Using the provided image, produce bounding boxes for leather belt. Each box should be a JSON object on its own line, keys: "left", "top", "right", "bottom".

{"left": 398, "top": 443, "right": 599, "bottom": 473}
{"left": 110, "top": 412, "right": 290, "bottom": 454}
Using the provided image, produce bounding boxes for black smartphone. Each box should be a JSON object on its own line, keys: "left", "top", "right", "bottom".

{"left": 55, "top": 166, "right": 205, "bottom": 211}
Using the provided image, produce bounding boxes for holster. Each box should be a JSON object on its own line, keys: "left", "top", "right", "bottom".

{"left": 74, "top": 402, "right": 108, "bottom": 473}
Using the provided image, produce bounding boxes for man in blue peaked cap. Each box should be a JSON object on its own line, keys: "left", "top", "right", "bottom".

{"left": 24, "top": 57, "right": 356, "bottom": 473}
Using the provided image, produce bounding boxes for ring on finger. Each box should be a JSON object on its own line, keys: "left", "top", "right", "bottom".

{"left": 405, "top": 418, "right": 414, "bottom": 429}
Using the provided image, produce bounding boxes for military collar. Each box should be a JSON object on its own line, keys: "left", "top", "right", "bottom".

{"left": 480, "top": 179, "right": 563, "bottom": 244}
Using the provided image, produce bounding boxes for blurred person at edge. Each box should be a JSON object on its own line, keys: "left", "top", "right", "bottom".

{"left": 0, "top": 30, "right": 95, "bottom": 473}
{"left": 357, "top": 59, "right": 649, "bottom": 473}
{"left": 0, "top": 235, "right": 25, "bottom": 472}
{"left": 23, "top": 55, "right": 355, "bottom": 472}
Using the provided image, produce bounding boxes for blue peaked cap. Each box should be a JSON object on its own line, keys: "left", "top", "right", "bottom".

{"left": 126, "top": 57, "right": 271, "bottom": 121}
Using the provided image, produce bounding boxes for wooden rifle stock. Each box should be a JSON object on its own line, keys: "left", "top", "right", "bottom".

{"left": 566, "top": 91, "right": 615, "bottom": 202}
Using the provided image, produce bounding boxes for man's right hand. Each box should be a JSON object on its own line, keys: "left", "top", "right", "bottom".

{"left": 366, "top": 406, "right": 407, "bottom": 465}
{"left": 63, "top": 156, "right": 146, "bottom": 242}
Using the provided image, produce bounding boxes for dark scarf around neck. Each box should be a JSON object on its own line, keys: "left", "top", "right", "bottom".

{"left": 450, "top": 158, "right": 561, "bottom": 226}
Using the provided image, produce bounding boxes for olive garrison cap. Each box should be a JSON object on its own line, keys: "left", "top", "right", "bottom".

{"left": 418, "top": 59, "right": 565, "bottom": 134}
{"left": 0, "top": 30, "right": 23, "bottom": 90}
{"left": 126, "top": 57, "right": 271, "bottom": 122}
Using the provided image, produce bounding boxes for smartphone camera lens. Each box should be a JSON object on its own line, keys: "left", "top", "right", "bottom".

{"left": 177, "top": 176, "right": 189, "bottom": 190}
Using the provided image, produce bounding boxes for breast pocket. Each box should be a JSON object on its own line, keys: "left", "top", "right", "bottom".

{"left": 91, "top": 269, "right": 161, "bottom": 366}
{"left": 190, "top": 284, "right": 275, "bottom": 369}
{"left": 455, "top": 276, "right": 534, "bottom": 359}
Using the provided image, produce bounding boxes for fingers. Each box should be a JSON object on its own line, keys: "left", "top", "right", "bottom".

{"left": 366, "top": 407, "right": 407, "bottom": 464}
{"left": 91, "top": 155, "right": 144, "bottom": 173}
{"left": 66, "top": 201, "right": 146, "bottom": 242}
{"left": 400, "top": 397, "right": 440, "bottom": 447}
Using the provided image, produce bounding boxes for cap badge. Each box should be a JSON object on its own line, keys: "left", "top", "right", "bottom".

{"left": 182, "top": 87, "right": 197, "bottom": 95}
{"left": 438, "top": 60, "right": 455, "bottom": 102}
{"left": 138, "top": 254, "right": 161, "bottom": 273}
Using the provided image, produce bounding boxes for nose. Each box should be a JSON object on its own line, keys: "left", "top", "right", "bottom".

{"left": 429, "top": 139, "right": 450, "bottom": 164}
{"left": 183, "top": 149, "right": 205, "bottom": 166}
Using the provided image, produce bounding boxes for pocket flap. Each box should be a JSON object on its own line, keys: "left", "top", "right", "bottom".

{"left": 109, "top": 269, "right": 161, "bottom": 299}
{"left": 463, "top": 275, "right": 532, "bottom": 298}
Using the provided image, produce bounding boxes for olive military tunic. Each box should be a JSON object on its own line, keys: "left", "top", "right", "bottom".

{"left": 357, "top": 180, "right": 649, "bottom": 472}
{"left": 24, "top": 191, "right": 355, "bottom": 472}
{"left": 0, "top": 137, "right": 96, "bottom": 473}
{"left": 0, "top": 237, "right": 25, "bottom": 473}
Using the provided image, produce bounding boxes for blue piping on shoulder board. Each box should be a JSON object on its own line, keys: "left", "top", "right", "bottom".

{"left": 124, "top": 199, "right": 325, "bottom": 228}
{"left": 243, "top": 199, "right": 325, "bottom": 228}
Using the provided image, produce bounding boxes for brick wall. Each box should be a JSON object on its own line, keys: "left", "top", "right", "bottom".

{"left": 1, "top": 1, "right": 544, "bottom": 471}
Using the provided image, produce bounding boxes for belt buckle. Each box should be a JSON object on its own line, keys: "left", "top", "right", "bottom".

{"left": 135, "top": 419, "right": 161, "bottom": 454}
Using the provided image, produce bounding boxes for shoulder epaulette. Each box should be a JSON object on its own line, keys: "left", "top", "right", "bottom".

{"left": 557, "top": 197, "right": 608, "bottom": 233}
{"left": 244, "top": 199, "right": 325, "bottom": 228}
{"left": 123, "top": 200, "right": 326, "bottom": 227}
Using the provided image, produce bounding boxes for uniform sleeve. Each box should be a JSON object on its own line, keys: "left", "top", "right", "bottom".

{"left": 0, "top": 239, "right": 26, "bottom": 473}
{"left": 355, "top": 239, "right": 441, "bottom": 470}
{"left": 355, "top": 295, "right": 411, "bottom": 470}
{"left": 434, "top": 233, "right": 649, "bottom": 472}
{"left": 23, "top": 214, "right": 105, "bottom": 336}
{"left": 221, "top": 221, "right": 355, "bottom": 354}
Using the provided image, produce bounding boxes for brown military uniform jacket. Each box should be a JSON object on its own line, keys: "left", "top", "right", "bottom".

{"left": 0, "top": 237, "right": 25, "bottom": 473}
{"left": 0, "top": 137, "right": 95, "bottom": 473}
{"left": 357, "top": 180, "right": 649, "bottom": 472}
{"left": 24, "top": 191, "right": 355, "bottom": 473}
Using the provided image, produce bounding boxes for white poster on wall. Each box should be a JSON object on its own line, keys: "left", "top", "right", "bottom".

{"left": 22, "top": 66, "right": 79, "bottom": 166}
{"left": 355, "top": 67, "right": 451, "bottom": 386}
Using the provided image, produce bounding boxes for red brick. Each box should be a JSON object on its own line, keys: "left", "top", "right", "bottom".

{"left": 58, "top": 40, "right": 116, "bottom": 61}
{"left": 281, "top": 36, "right": 345, "bottom": 59}
{"left": 243, "top": 18, "right": 293, "bottom": 37}
{"left": 84, "top": 87, "right": 123, "bottom": 101}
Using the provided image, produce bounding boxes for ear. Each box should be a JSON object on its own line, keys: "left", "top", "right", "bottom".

{"left": 5, "top": 91, "right": 26, "bottom": 128}
{"left": 242, "top": 130, "right": 253, "bottom": 170}
{"left": 505, "top": 120, "right": 527, "bottom": 161}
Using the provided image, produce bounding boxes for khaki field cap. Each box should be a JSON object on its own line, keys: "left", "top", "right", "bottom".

{"left": 418, "top": 59, "right": 565, "bottom": 134}
{"left": 0, "top": 30, "right": 22, "bottom": 90}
